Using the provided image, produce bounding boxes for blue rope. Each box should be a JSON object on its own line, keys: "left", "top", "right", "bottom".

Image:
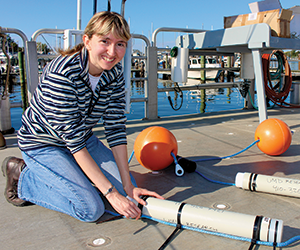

{"left": 279, "top": 235, "right": 300, "bottom": 247}
{"left": 128, "top": 150, "right": 134, "bottom": 163}
{"left": 170, "top": 152, "right": 178, "bottom": 164}
{"left": 104, "top": 210, "right": 300, "bottom": 248}
{"left": 105, "top": 209, "right": 121, "bottom": 217}
{"left": 192, "top": 140, "right": 260, "bottom": 186}
{"left": 195, "top": 170, "right": 235, "bottom": 186}
{"left": 194, "top": 139, "right": 259, "bottom": 162}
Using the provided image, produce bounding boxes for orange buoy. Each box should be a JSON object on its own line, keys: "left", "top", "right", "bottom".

{"left": 254, "top": 118, "right": 292, "bottom": 156}
{"left": 134, "top": 126, "right": 178, "bottom": 171}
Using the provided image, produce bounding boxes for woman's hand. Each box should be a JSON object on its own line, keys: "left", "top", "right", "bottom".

{"left": 125, "top": 184, "right": 165, "bottom": 211}
{"left": 105, "top": 188, "right": 142, "bottom": 219}
{"left": 106, "top": 186, "right": 164, "bottom": 220}
{"left": 129, "top": 186, "right": 165, "bottom": 207}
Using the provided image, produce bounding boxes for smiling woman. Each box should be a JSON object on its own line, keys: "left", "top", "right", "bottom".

{"left": 83, "top": 11, "right": 130, "bottom": 76}
{"left": 2, "top": 11, "right": 163, "bottom": 222}
{"left": 83, "top": 33, "right": 127, "bottom": 76}
{"left": 58, "top": 12, "right": 130, "bottom": 77}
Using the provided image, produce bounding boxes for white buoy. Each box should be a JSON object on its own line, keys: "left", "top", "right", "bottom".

{"left": 171, "top": 47, "right": 189, "bottom": 83}
{"left": 236, "top": 172, "right": 300, "bottom": 198}
{"left": 138, "top": 197, "right": 283, "bottom": 244}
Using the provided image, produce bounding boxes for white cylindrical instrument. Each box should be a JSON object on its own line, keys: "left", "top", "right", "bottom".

{"left": 139, "top": 197, "right": 283, "bottom": 243}
{"left": 236, "top": 172, "right": 300, "bottom": 198}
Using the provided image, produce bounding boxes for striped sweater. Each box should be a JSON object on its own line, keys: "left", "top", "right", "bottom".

{"left": 17, "top": 47, "right": 127, "bottom": 154}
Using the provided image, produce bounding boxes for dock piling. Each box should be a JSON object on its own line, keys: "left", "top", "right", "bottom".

{"left": 18, "top": 51, "right": 28, "bottom": 111}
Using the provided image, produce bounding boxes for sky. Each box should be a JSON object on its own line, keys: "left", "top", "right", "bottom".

{"left": 0, "top": 0, "right": 299, "bottom": 52}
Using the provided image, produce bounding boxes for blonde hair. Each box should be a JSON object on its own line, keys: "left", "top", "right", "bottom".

{"left": 60, "top": 11, "right": 131, "bottom": 56}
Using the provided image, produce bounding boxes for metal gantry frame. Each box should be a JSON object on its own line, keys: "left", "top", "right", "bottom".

{"left": 176, "top": 23, "right": 300, "bottom": 123}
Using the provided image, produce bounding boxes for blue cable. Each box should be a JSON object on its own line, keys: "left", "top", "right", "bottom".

{"left": 195, "top": 170, "right": 235, "bottom": 186}
{"left": 194, "top": 139, "right": 259, "bottom": 162}
{"left": 104, "top": 209, "right": 300, "bottom": 248}
{"left": 278, "top": 235, "right": 300, "bottom": 247}
{"left": 105, "top": 209, "right": 121, "bottom": 217}
{"left": 128, "top": 150, "right": 134, "bottom": 163}
{"left": 171, "top": 152, "right": 178, "bottom": 164}
{"left": 192, "top": 140, "right": 259, "bottom": 186}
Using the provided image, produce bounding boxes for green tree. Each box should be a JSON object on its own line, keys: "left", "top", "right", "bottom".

{"left": 0, "top": 34, "right": 20, "bottom": 53}
{"left": 36, "top": 42, "right": 51, "bottom": 54}
{"left": 285, "top": 50, "right": 299, "bottom": 59}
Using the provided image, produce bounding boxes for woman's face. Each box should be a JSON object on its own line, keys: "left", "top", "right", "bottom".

{"left": 83, "top": 32, "right": 127, "bottom": 76}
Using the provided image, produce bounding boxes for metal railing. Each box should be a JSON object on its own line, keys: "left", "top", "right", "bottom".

{"left": 0, "top": 27, "right": 30, "bottom": 98}
{"left": 151, "top": 27, "right": 206, "bottom": 47}
{"left": 1, "top": 26, "right": 246, "bottom": 122}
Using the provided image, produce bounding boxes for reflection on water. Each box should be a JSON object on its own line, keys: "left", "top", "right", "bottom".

{"left": 127, "top": 79, "right": 245, "bottom": 120}
{"left": 127, "top": 60, "right": 299, "bottom": 120}
{"left": 9, "top": 80, "right": 245, "bottom": 124}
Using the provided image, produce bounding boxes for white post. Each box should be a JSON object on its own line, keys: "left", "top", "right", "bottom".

{"left": 123, "top": 38, "right": 132, "bottom": 113}
{"left": 252, "top": 49, "right": 268, "bottom": 123}
{"left": 64, "top": 30, "right": 72, "bottom": 50}
{"left": 77, "top": 0, "right": 82, "bottom": 30}
{"left": 0, "top": 96, "right": 12, "bottom": 131}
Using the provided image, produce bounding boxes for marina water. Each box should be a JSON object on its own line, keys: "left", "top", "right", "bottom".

{"left": 8, "top": 61, "right": 298, "bottom": 131}
{"left": 9, "top": 80, "right": 246, "bottom": 130}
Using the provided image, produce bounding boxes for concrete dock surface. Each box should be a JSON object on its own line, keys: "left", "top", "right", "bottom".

{"left": 1, "top": 107, "right": 300, "bottom": 250}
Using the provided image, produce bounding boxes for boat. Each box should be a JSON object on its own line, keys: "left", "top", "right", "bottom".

{"left": 0, "top": 52, "right": 7, "bottom": 73}
{"left": 0, "top": 52, "right": 19, "bottom": 74}
{"left": 188, "top": 56, "right": 222, "bottom": 81}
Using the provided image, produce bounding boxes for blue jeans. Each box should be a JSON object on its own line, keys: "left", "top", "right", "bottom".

{"left": 19, "top": 135, "right": 137, "bottom": 222}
